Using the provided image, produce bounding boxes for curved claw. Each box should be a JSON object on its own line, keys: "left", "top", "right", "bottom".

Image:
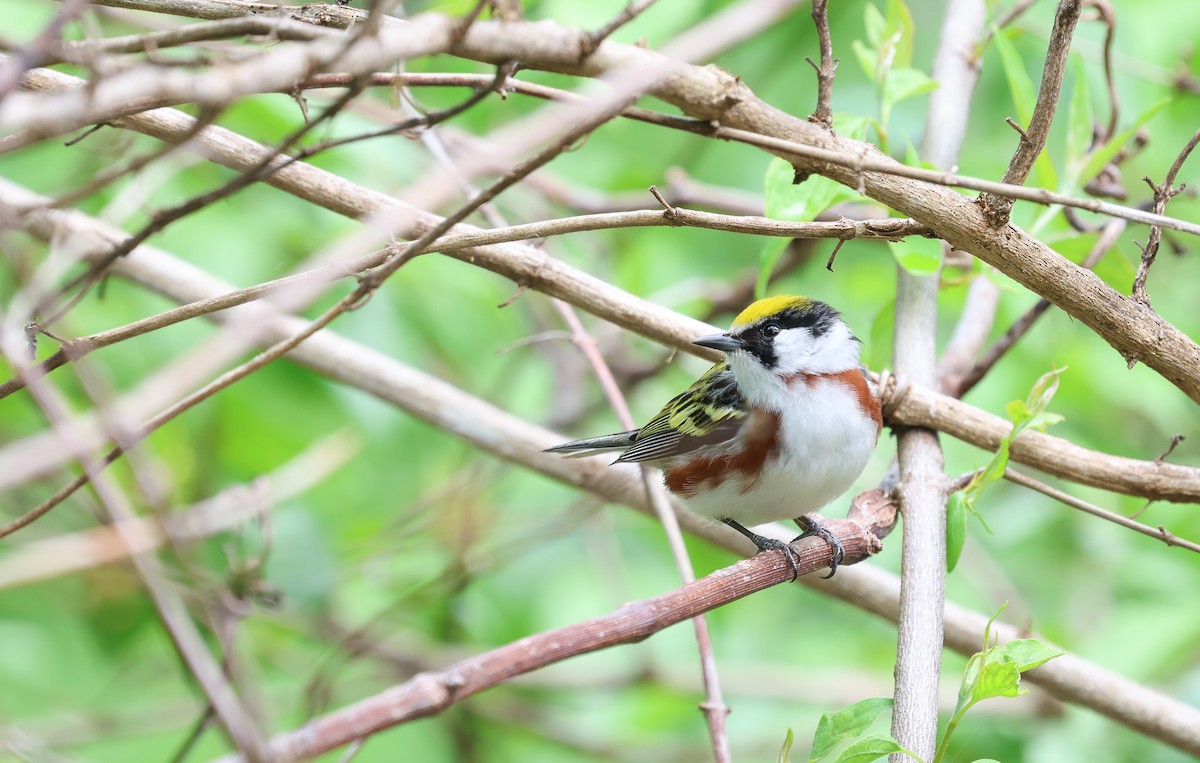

{"left": 794, "top": 514, "right": 846, "bottom": 579}
{"left": 721, "top": 518, "right": 800, "bottom": 582}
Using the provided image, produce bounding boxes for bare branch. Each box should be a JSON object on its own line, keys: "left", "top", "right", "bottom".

{"left": 1002, "top": 468, "right": 1200, "bottom": 555}
{"left": 0, "top": 433, "right": 356, "bottom": 589}
{"left": 1132, "top": 128, "right": 1200, "bottom": 306}
{"left": 213, "top": 491, "right": 895, "bottom": 763}
{"left": 950, "top": 218, "right": 1125, "bottom": 397}
{"left": 806, "top": 0, "right": 837, "bottom": 129}
{"left": 979, "top": 0, "right": 1082, "bottom": 226}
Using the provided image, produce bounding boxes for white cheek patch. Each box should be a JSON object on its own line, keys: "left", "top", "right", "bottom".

{"left": 773, "top": 322, "right": 861, "bottom": 376}
{"left": 772, "top": 328, "right": 817, "bottom": 370}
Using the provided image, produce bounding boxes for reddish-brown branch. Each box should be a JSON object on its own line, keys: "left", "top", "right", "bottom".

{"left": 214, "top": 491, "right": 894, "bottom": 763}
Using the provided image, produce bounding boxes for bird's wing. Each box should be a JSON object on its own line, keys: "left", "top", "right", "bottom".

{"left": 616, "top": 361, "right": 746, "bottom": 464}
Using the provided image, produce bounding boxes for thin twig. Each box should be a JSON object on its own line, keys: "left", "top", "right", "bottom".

{"left": 0, "top": 210, "right": 930, "bottom": 401}
{"left": 1003, "top": 468, "right": 1200, "bottom": 553}
{"left": 1082, "top": 0, "right": 1119, "bottom": 142}
{"left": 806, "top": 0, "right": 837, "bottom": 129}
{"left": 950, "top": 218, "right": 1125, "bottom": 397}
{"left": 0, "top": 340, "right": 271, "bottom": 761}
{"left": 581, "top": 0, "right": 658, "bottom": 60}
{"left": 980, "top": 0, "right": 1082, "bottom": 227}
{"left": 1131, "top": 128, "right": 1200, "bottom": 306}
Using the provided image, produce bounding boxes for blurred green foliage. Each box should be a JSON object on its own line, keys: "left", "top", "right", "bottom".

{"left": 1, "top": 1, "right": 1199, "bottom": 762}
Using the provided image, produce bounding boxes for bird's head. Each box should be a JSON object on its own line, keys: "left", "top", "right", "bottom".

{"left": 692, "top": 295, "right": 862, "bottom": 398}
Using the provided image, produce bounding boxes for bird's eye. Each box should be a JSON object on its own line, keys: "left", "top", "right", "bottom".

{"left": 763, "top": 323, "right": 781, "bottom": 337}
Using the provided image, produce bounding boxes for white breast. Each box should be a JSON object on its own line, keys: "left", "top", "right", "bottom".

{"left": 678, "top": 375, "right": 878, "bottom": 527}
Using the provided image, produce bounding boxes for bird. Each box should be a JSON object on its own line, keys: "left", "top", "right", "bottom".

{"left": 546, "top": 295, "right": 882, "bottom": 579}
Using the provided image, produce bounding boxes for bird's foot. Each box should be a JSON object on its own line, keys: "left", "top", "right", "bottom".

{"left": 794, "top": 514, "right": 845, "bottom": 579}
{"left": 721, "top": 518, "right": 800, "bottom": 582}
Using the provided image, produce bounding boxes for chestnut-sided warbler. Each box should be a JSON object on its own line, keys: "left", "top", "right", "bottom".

{"left": 548, "top": 295, "right": 882, "bottom": 578}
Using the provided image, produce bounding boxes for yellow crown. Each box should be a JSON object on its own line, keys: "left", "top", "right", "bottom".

{"left": 731, "top": 295, "right": 812, "bottom": 327}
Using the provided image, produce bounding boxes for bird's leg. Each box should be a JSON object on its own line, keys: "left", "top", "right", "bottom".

{"left": 721, "top": 518, "right": 800, "bottom": 582}
{"left": 793, "top": 514, "right": 845, "bottom": 579}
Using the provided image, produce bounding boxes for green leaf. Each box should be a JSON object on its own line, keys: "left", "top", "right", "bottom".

{"left": 834, "top": 734, "right": 919, "bottom": 763}
{"left": 756, "top": 237, "right": 790, "bottom": 300}
{"left": 852, "top": 39, "right": 881, "bottom": 84}
{"left": 884, "top": 0, "right": 916, "bottom": 69}
{"left": 864, "top": 3, "right": 887, "bottom": 50}
{"left": 992, "top": 638, "right": 1064, "bottom": 672}
{"left": 962, "top": 368, "right": 1064, "bottom": 511}
{"left": 779, "top": 727, "right": 796, "bottom": 763}
{"left": 764, "top": 157, "right": 855, "bottom": 222}
{"left": 1065, "top": 56, "right": 1093, "bottom": 171}
{"left": 888, "top": 235, "right": 942, "bottom": 275}
{"left": 983, "top": 603, "right": 1008, "bottom": 652}
{"left": 810, "top": 698, "right": 895, "bottom": 761}
{"left": 972, "top": 660, "right": 1024, "bottom": 703}
{"left": 835, "top": 113, "right": 872, "bottom": 140}
{"left": 1077, "top": 97, "right": 1169, "bottom": 188}
{"left": 992, "top": 28, "right": 1035, "bottom": 126}
{"left": 883, "top": 67, "right": 938, "bottom": 110}
{"left": 946, "top": 492, "right": 968, "bottom": 573}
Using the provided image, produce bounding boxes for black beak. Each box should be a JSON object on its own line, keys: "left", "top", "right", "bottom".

{"left": 692, "top": 333, "right": 744, "bottom": 353}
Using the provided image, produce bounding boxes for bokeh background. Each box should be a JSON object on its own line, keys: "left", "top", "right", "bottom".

{"left": 1, "top": 0, "right": 1199, "bottom": 761}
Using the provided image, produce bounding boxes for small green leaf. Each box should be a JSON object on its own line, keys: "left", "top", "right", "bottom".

{"left": 835, "top": 113, "right": 872, "bottom": 140}
{"left": 992, "top": 28, "right": 1035, "bottom": 126}
{"left": 992, "top": 638, "right": 1064, "bottom": 672}
{"left": 834, "top": 734, "right": 919, "bottom": 763}
{"left": 883, "top": 67, "right": 939, "bottom": 110}
{"left": 963, "top": 368, "right": 1065, "bottom": 512}
{"left": 888, "top": 235, "right": 942, "bottom": 275}
{"left": 946, "top": 492, "right": 968, "bottom": 573}
{"left": 1003, "top": 399, "right": 1032, "bottom": 424}
{"left": 1065, "top": 56, "right": 1093, "bottom": 171}
{"left": 864, "top": 3, "right": 887, "bottom": 50}
{"left": 764, "top": 157, "right": 856, "bottom": 222}
{"left": 852, "top": 39, "right": 881, "bottom": 84}
{"left": 810, "top": 698, "right": 895, "bottom": 761}
{"left": 983, "top": 603, "right": 1008, "bottom": 652}
{"left": 884, "top": 0, "right": 916, "bottom": 69}
{"left": 756, "top": 237, "right": 790, "bottom": 300}
{"left": 779, "top": 727, "right": 796, "bottom": 763}
{"left": 974, "top": 659, "right": 1025, "bottom": 702}
{"left": 1078, "top": 97, "right": 1169, "bottom": 186}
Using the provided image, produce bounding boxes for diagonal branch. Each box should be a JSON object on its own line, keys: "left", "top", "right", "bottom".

{"left": 213, "top": 491, "right": 894, "bottom": 762}
{"left": 979, "top": 0, "right": 1082, "bottom": 226}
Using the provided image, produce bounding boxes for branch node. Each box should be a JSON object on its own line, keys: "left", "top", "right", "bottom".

{"left": 648, "top": 185, "right": 680, "bottom": 223}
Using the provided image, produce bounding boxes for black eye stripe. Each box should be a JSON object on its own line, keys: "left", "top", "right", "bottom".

{"left": 732, "top": 301, "right": 841, "bottom": 367}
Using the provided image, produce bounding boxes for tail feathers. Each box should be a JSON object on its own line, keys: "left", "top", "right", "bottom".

{"left": 544, "top": 431, "right": 638, "bottom": 458}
